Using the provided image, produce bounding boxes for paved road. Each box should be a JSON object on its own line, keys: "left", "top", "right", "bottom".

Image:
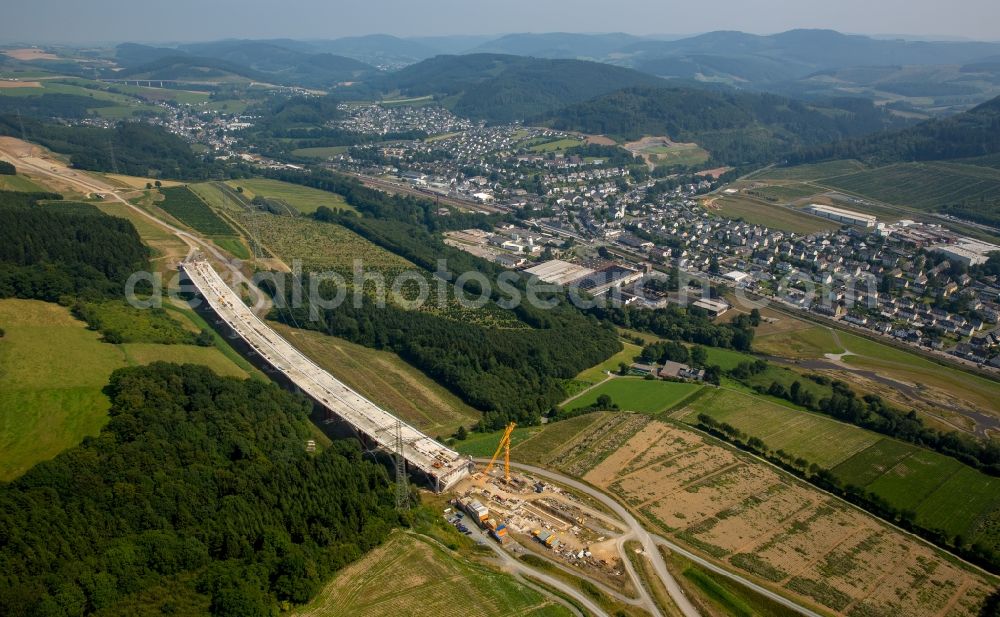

{"left": 499, "top": 461, "right": 828, "bottom": 617}
{"left": 478, "top": 459, "right": 700, "bottom": 617}
{"left": 462, "top": 519, "right": 612, "bottom": 617}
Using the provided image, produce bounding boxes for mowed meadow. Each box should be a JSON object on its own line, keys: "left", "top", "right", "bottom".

{"left": 505, "top": 412, "right": 998, "bottom": 617}
{"left": 293, "top": 532, "right": 572, "bottom": 617}
{"left": 0, "top": 299, "right": 249, "bottom": 480}
{"left": 676, "top": 388, "right": 1000, "bottom": 552}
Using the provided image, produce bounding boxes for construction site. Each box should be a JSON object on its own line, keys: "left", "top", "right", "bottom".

{"left": 449, "top": 424, "right": 639, "bottom": 598}
{"left": 180, "top": 258, "right": 472, "bottom": 492}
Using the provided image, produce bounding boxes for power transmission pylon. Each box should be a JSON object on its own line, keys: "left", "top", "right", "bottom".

{"left": 485, "top": 422, "right": 516, "bottom": 483}
{"left": 108, "top": 141, "right": 119, "bottom": 175}
{"left": 15, "top": 109, "right": 27, "bottom": 142}
{"left": 394, "top": 419, "right": 410, "bottom": 511}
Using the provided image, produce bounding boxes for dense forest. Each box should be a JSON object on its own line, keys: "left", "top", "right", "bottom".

{"left": 0, "top": 160, "right": 13, "bottom": 175}
{"left": 788, "top": 94, "right": 1000, "bottom": 164}
{"left": 590, "top": 303, "right": 757, "bottom": 351}
{"left": 0, "top": 117, "right": 223, "bottom": 179}
{"left": 0, "top": 363, "right": 399, "bottom": 616}
{"left": 0, "top": 191, "right": 149, "bottom": 301}
{"left": 273, "top": 292, "right": 620, "bottom": 428}
{"left": 535, "top": 87, "right": 909, "bottom": 165}
{"left": 369, "top": 53, "right": 666, "bottom": 123}
{"left": 0, "top": 93, "right": 116, "bottom": 120}
{"left": 116, "top": 41, "right": 375, "bottom": 88}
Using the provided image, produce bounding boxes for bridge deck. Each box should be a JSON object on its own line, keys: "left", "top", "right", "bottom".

{"left": 181, "top": 260, "right": 470, "bottom": 491}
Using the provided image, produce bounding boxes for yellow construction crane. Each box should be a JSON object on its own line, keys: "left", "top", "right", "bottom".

{"left": 484, "top": 422, "right": 516, "bottom": 482}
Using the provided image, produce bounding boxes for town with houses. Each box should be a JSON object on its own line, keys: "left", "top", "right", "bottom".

{"left": 83, "top": 95, "right": 1000, "bottom": 372}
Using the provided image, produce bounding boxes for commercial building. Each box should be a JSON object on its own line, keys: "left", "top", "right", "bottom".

{"left": 525, "top": 259, "right": 597, "bottom": 286}
{"left": 692, "top": 298, "right": 730, "bottom": 318}
{"left": 932, "top": 239, "right": 1000, "bottom": 267}
{"left": 805, "top": 204, "right": 877, "bottom": 228}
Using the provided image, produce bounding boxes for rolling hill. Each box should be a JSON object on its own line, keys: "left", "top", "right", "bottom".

{"left": 535, "top": 86, "right": 911, "bottom": 165}
{"left": 358, "top": 30, "right": 1000, "bottom": 114}
{"left": 469, "top": 32, "right": 642, "bottom": 59}
{"left": 789, "top": 94, "right": 1000, "bottom": 165}
{"left": 370, "top": 53, "right": 666, "bottom": 122}
{"left": 115, "top": 41, "right": 374, "bottom": 88}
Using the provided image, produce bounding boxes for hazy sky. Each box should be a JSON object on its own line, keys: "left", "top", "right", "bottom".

{"left": 2, "top": 0, "right": 998, "bottom": 44}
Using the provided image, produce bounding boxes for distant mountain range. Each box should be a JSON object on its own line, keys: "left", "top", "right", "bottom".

{"left": 114, "top": 41, "right": 374, "bottom": 87}
{"left": 114, "top": 30, "right": 1000, "bottom": 115}
{"left": 367, "top": 53, "right": 666, "bottom": 123}
{"left": 788, "top": 94, "right": 1000, "bottom": 165}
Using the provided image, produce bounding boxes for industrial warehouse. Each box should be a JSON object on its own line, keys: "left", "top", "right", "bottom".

{"left": 804, "top": 203, "right": 878, "bottom": 227}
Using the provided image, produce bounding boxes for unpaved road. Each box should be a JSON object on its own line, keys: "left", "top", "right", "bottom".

{"left": 0, "top": 138, "right": 268, "bottom": 312}
{"left": 500, "top": 461, "right": 826, "bottom": 617}
{"left": 475, "top": 459, "right": 699, "bottom": 617}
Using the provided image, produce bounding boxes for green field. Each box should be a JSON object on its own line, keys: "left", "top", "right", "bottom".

{"left": 254, "top": 214, "right": 414, "bottom": 276}
{"left": 380, "top": 95, "right": 435, "bottom": 107}
{"left": 758, "top": 322, "right": 1000, "bottom": 424}
{"left": 571, "top": 377, "right": 702, "bottom": 414}
{"left": 0, "top": 79, "right": 161, "bottom": 117}
{"left": 752, "top": 160, "right": 867, "bottom": 182}
{"left": 107, "top": 84, "right": 211, "bottom": 105}
{"left": 683, "top": 388, "right": 881, "bottom": 468}
{"left": 157, "top": 186, "right": 236, "bottom": 235}
{"left": 818, "top": 162, "right": 1000, "bottom": 211}
{"left": 644, "top": 143, "right": 711, "bottom": 168}
{"left": 511, "top": 413, "right": 608, "bottom": 464}
{"left": 752, "top": 158, "right": 1000, "bottom": 218}
{"left": 273, "top": 323, "right": 480, "bottom": 437}
{"left": 574, "top": 342, "right": 642, "bottom": 383}
{"left": 0, "top": 299, "right": 249, "bottom": 481}
{"left": 754, "top": 325, "right": 844, "bottom": 359}
{"left": 204, "top": 99, "right": 249, "bottom": 114}
{"left": 864, "top": 449, "right": 965, "bottom": 511}
{"left": 454, "top": 425, "right": 544, "bottom": 457}
{"left": 827, "top": 438, "right": 916, "bottom": 485}
{"left": 702, "top": 346, "right": 757, "bottom": 370}
{"left": 226, "top": 178, "right": 353, "bottom": 214}
{"left": 528, "top": 137, "right": 585, "bottom": 153}
{"left": 712, "top": 196, "right": 837, "bottom": 235}
{"left": 0, "top": 174, "right": 46, "bottom": 192}
{"left": 75, "top": 301, "right": 200, "bottom": 344}
{"left": 683, "top": 387, "right": 1000, "bottom": 548}
{"left": 293, "top": 532, "right": 572, "bottom": 617}
{"left": 291, "top": 146, "right": 349, "bottom": 159}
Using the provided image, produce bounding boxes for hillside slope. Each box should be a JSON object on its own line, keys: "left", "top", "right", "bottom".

{"left": 789, "top": 94, "right": 1000, "bottom": 164}
{"left": 536, "top": 86, "right": 910, "bottom": 165}
{"left": 372, "top": 53, "right": 666, "bottom": 122}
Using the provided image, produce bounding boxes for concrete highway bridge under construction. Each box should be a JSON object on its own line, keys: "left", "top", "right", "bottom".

{"left": 181, "top": 259, "right": 472, "bottom": 492}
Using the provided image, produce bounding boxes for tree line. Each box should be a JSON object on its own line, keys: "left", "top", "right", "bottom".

{"left": 787, "top": 94, "right": 1000, "bottom": 165}
{"left": 0, "top": 363, "right": 401, "bottom": 617}
{"left": 725, "top": 358, "right": 1000, "bottom": 475}
{"left": 0, "top": 191, "right": 149, "bottom": 302}
{"left": 696, "top": 413, "right": 1000, "bottom": 573}
{"left": 0, "top": 117, "right": 224, "bottom": 180}
{"left": 255, "top": 168, "right": 625, "bottom": 428}
{"left": 535, "top": 86, "right": 907, "bottom": 166}
{"left": 588, "top": 304, "right": 757, "bottom": 351}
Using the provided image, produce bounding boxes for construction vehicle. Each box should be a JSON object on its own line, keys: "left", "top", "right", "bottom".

{"left": 484, "top": 422, "right": 516, "bottom": 483}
